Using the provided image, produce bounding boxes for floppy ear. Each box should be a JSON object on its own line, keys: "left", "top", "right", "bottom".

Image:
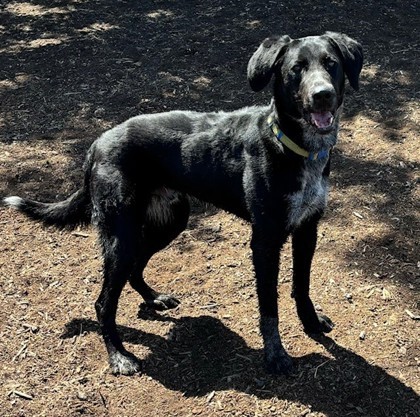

{"left": 325, "top": 32, "right": 363, "bottom": 90}
{"left": 247, "top": 35, "right": 292, "bottom": 92}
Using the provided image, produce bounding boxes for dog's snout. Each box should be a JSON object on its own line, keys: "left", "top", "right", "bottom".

{"left": 309, "top": 86, "right": 337, "bottom": 112}
{"left": 313, "top": 88, "right": 335, "bottom": 103}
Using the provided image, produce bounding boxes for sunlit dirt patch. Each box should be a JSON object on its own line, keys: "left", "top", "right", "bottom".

{"left": 5, "top": 2, "right": 72, "bottom": 17}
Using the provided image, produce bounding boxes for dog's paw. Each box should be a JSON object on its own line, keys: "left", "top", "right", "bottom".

{"left": 304, "top": 313, "right": 335, "bottom": 335}
{"left": 265, "top": 351, "right": 294, "bottom": 375}
{"left": 109, "top": 351, "right": 142, "bottom": 375}
{"left": 145, "top": 293, "right": 180, "bottom": 311}
{"left": 317, "top": 313, "right": 334, "bottom": 333}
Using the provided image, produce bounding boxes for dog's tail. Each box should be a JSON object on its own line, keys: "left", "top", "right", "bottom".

{"left": 3, "top": 188, "right": 91, "bottom": 229}
{"left": 3, "top": 150, "right": 94, "bottom": 230}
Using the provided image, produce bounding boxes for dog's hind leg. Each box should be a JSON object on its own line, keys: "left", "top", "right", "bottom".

{"left": 291, "top": 215, "right": 334, "bottom": 334}
{"left": 90, "top": 163, "right": 160, "bottom": 375}
{"left": 128, "top": 188, "right": 190, "bottom": 311}
{"left": 94, "top": 202, "right": 150, "bottom": 375}
{"left": 94, "top": 186, "right": 188, "bottom": 374}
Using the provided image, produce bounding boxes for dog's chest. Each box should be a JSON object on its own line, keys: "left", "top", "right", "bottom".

{"left": 287, "top": 162, "right": 328, "bottom": 228}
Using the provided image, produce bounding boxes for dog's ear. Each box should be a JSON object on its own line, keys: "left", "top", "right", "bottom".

{"left": 325, "top": 32, "right": 363, "bottom": 90}
{"left": 247, "top": 35, "right": 292, "bottom": 92}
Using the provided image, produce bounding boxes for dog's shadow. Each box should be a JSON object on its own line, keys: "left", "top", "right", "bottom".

{"left": 62, "top": 310, "right": 419, "bottom": 417}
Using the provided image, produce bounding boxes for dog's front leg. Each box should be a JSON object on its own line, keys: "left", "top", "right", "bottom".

{"left": 291, "top": 216, "right": 334, "bottom": 334}
{"left": 251, "top": 227, "right": 293, "bottom": 375}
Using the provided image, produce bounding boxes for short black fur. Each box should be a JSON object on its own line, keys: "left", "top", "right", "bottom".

{"left": 4, "top": 32, "right": 363, "bottom": 375}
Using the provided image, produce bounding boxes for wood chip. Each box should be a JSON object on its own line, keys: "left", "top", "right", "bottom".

{"left": 405, "top": 309, "right": 420, "bottom": 320}
{"left": 13, "top": 390, "right": 33, "bottom": 400}
{"left": 12, "top": 344, "right": 27, "bottom": 362}
{"left": 367, "top": 289, "right": 375, "bottom": 298}
{"left": 382, "top": 288, "right": 392, "bottom": 300}
{"left": 235, "top": 353, "right": 252, "bottom": 362}
{"left": 206, "top": 391, "right": 215, "bottom": 403}
{"left": 199, "top": 303, "right": 219, "bottom": 310}
{"left": 353, "top": 211, "right": 364, "bottom": 219}
{"left": 71, "top": 232, "right": 90, "bottom": 238}
{"left": 22, "top": 323, "right": 38, "bottom": 333}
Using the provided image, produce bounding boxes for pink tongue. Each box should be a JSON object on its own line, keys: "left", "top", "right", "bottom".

{"left": 311, "top": 112, "right": 333, "bottom": 128}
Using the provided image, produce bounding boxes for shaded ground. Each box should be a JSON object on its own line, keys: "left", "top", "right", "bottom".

{"left": 0, "top": 1, "right": 418, "bottom": 416}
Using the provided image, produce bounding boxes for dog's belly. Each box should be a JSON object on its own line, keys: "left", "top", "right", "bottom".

{"left": 287, "top": 177, "right": 328, "bottom": 228}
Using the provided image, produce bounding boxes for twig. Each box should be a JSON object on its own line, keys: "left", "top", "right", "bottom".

{"left": 13, "top": 390, "right": 33, "bottom": 400}
{"left": 98, "top": 390, "right": 107, "bottom": 408}
{"left": 391, "top": 48, "right": 419, "bottom": 54}
{"left": 314, "top": 359, "right": 332, "bottom": 378}
{"left": 405, "top": 309, "right": 420, "bottom": 320}
{"left": 12, "top": 344, "right": 27, "bottom": 362}
{"left": 71, "top": 231, "right": 90, "bottom": 238}
{"left": 199, "top": 303, "right": 219, "bottom": 309}
{"left": 353, "top": 211, "right": 364, "bottom": 219}
{"left": 235, "top": 353, "right": 253, "bottom": 362}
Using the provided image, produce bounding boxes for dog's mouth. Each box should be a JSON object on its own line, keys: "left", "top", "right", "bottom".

{"left": 303, "top": 110, "right": 335, "bottom": 133}
{"left": 310, "top": 111, "right": 333, "bottom": 129}
{"left": 308, "top": 111, "right": 335, "bottom": 133}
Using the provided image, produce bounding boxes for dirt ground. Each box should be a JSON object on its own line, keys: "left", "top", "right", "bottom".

{"left": 0, "top": 1, "right": 419, "bottom": 416}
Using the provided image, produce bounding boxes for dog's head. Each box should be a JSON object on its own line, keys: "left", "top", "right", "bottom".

{"left": 248, "top": 32, "right": 363, "bottom": 135}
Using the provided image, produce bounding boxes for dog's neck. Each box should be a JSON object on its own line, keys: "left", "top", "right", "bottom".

{"left": 267, "top": 114, "right": 330, "bottom": 161}
{"left": 270, "top": 100, "right": 340, "bottom": 154}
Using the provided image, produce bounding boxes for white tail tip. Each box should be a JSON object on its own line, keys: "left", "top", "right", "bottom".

{"left": 3, "top": 196, "right": 23, "bottom": 208}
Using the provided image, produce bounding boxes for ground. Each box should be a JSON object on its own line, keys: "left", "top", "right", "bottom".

{"left": 0, "top": 1, "right": 419, "bottom": 416}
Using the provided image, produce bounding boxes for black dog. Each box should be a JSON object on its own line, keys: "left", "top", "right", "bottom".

{"left": 4, "top": 32, "right": 363, "bottom": 375}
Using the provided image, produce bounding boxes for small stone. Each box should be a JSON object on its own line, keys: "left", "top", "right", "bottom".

{"left": 359, "top": 331, "right": 366, "bottom": 340}
{"left": 77, "top": 391, "right": 87, "bottom": 401}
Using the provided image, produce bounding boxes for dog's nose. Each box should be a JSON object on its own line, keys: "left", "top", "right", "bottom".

{"left": 312, "top": 88, "right": 335, "bottom": 106}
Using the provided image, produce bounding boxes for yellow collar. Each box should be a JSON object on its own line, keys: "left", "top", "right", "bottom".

{"left": 267, "top": 114, "right": 330, "bottom": 160}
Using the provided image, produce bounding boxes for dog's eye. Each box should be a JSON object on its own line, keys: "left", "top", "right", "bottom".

{"left": 292, "top": 64, "right": 302, "bottom": 73}
{"left": 325, "top": 58, "right": 337, "bottom": 69}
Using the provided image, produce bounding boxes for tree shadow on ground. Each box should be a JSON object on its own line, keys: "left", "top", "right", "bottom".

{"left": 62, "top": 312, "right": 419, "bottom": 417}
{"left": 2, "top": 0, "right": 418, "bottom": 216}
{"left": 328, "top": 151, "right": 419, "bottom": 292}
{"left": 1, "top": 0, "right": 418, "bottom": 142}
{"left": 2, "top": 0, "right": 417, "bottom": 209}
